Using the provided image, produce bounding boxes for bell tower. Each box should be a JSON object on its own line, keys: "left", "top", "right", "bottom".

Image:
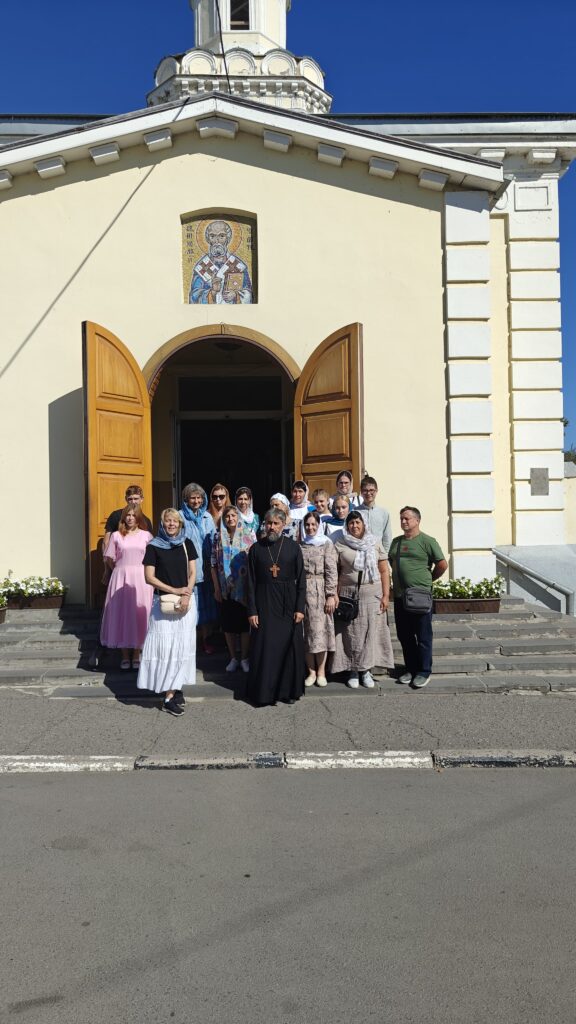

{"left": 194, "top": 0, "right": 289, "bottom": 56}
{"left": 148, "top": 0, "right": 331, "bottom": 115}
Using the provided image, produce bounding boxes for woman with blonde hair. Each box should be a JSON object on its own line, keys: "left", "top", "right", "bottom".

{"left": 208, "top": 483, "right": 231, "bottom": 527}
{"left": 137, "top": 509, "right": 198, "bottom": 716}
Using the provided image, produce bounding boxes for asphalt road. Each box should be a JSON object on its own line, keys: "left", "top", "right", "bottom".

{"left": 2, "top": 687, "right": 576, "bottom": 758}
{"left": 3, "top": 770, "right": 576, "bottom": 1023}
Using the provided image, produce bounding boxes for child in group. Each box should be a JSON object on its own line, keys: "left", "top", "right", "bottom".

{"left": 312, "top": 489, "right": 332, "bottom": 530}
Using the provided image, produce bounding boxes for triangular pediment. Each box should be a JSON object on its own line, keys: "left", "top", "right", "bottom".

{"left": 0, "top": 94, "right": 504, "bottom": 196}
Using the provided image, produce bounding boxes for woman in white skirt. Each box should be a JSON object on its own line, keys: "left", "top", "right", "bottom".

{"left": 137, "top": 508, "right": 198, "bottom": 716}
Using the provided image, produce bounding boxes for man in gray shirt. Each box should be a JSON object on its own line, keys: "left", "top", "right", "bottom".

{"left": 359, "top": 475, "right": 392, "bottom": 555}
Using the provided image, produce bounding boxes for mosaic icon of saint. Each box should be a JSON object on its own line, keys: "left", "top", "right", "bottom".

{"left": 189, "top": 219, "right": 253, "bottom": 304}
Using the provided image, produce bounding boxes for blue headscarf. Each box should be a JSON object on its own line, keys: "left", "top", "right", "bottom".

{"left": 181, "top": 492, "right": 215, "bottom": 541}
{"left": 180, "top": 512, "right": 204, "bottom": 583}
{"left": 149, "top": 519, "right": 187, "bottom": 550}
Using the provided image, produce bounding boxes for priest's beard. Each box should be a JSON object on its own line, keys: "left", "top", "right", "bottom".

{"left": 264, "top": 529, "right": 282, "bottom": 543}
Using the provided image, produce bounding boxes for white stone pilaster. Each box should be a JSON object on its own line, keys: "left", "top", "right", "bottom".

{"left": 444, "top": 190, "right": 496, "bottom": 580}
{"left": 506, "top": 176, "right": 565, "bottom": 544}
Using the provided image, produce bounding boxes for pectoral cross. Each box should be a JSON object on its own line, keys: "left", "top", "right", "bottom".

{"left": 269, "top": 563, "right": 280, "bottom": 578}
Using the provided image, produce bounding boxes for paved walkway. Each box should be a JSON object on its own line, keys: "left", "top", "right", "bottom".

{"left": 3, "top": 686, "right": 576, "bottom": 758}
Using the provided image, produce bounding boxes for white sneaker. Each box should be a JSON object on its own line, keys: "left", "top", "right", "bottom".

{"left": 412, "top": 674, "right": 431, "bottom": 688}
{"left": 360, "top": 671, "right": 375, "bottom": 688}
{"left": 398, "top": 672, "right": 413, "bottom": 685}
{"left": 305, "top": 672, "right": 317, "bottom": 687}
{"left": 315, "top": 676, "right": 328, "bottom": 688}
{"left": 347, "top": 674, "right": 360, "bottom": 689}
{"left": 240, "top": 659, "right": 249, "bottom": 673}
{"left": 226, "top": 658, "right": 239, "bottom": 673}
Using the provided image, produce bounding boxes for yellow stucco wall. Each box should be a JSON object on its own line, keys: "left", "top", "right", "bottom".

{"left": 0, "top": 133, "right": 448, "bottom": 599}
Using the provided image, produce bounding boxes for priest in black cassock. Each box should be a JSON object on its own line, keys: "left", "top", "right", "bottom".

{"left": 246, "top": 507, "right": 306, "bottom": 706}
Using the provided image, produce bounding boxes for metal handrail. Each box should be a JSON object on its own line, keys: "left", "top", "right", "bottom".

{"left": 493, "top": 548, "right": 575, "bottom": 616}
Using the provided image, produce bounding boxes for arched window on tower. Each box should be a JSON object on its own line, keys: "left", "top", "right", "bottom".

{"left": 230, "top": 0, "right": 250, "bottom": 29}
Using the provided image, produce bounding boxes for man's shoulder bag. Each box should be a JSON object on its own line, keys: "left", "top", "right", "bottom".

{"left": 394, "top": 544, "right": 433, "bottom": 615}
{"left": 334, "top": 571, "right": 363, "bottom": 623}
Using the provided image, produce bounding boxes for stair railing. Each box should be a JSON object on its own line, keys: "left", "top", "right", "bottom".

{"left": 493, "top": 547, "right": 575, "bottom": 616}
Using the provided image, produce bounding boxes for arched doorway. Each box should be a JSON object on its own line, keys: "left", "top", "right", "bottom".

{"left": 82, "top": 321, "right": 364, "bottom": 604}
{"left": 150, "top": 335, "right": 296, "bottom": 524}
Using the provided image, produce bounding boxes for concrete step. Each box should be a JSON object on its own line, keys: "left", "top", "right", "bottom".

{"left": 0, "top": 633, "right": 97, "bottom": 651}
{"left": 487, "top": 654, "right": 576, "bottom": 673}
{"left": 0, "top": 647, "right": 93, "bottom": 668}
{"left": 474, "top": 622, "right": 576, "bottom": 639}
{"left": 432, "top": 610, "right": 541, "bottom": 623}
{"left": 499, "top": 638, "right": 576, "bottom": 656}
{"left": 0, "top": 621, "right": 99, "bottom": 637}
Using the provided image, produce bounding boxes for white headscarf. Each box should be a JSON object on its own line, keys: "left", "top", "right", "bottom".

{"left": 270, "top": 492, "right": 290, "bottom": 509}
{"left": 235, "top": 488, "right": 257, "bottom": 529}
{"left": 299, "top": 515, "right": 329, "bottom": 546}
{"left": 339, "top": 515, "right": 378, "bottom": 582}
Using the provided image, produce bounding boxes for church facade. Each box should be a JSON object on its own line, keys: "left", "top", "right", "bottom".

{"left": 1, "top": 0, "right": 575, "bottom": 603}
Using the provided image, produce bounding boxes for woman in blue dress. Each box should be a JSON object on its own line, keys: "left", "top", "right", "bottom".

{"left": 181, "top": 482, "right": 218, "bottom": 655}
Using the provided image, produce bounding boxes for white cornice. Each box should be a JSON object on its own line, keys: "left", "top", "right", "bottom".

{"left": 0, "top": 96, "right": 504, "bottom": 194}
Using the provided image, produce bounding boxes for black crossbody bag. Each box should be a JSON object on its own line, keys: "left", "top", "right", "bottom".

{"left": 335, "top": 571, "right": 363, "bottom": 623}
{"left": 394, "top": 543, "right": 433, "bottom": 614}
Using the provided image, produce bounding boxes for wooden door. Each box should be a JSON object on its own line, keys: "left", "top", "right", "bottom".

{"left": 294, "top": 323, "right": 364, "bottom": 495}
{"left": 83, "top": 322, "right": 152, "bottom": 606}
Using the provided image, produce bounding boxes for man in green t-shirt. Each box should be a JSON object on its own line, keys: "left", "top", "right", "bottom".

{"left": 389, "top": 507, "right": 448, "bottom": 689}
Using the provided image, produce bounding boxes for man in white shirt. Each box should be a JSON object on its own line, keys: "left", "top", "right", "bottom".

{"left": 358, "top": 475, "right": 392, "bottom": 555}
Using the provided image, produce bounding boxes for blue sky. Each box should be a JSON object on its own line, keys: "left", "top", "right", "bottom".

{"left": 2, "top": 0, "right": 575, "bottom": 442}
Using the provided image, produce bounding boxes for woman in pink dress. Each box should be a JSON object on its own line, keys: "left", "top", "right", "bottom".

{"left": 100, "top": 506, "right": 154, "bottom": 669}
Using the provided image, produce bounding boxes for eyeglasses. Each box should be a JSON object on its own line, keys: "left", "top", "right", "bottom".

{"left": 213, "top": 494, "right": 226, "bottom": 501}
{"left": 362, "top": 488, "right": 377, "bottom": 494}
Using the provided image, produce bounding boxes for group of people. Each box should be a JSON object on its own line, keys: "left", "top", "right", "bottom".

{"left": 99, "top": 473, "right": 447, "bottom": 716}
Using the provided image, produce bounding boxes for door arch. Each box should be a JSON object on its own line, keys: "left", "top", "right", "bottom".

{"left": 142, "top": 324, "right": 301, "bottom": 390}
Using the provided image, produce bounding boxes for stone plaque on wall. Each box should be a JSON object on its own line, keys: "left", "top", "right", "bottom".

{"left": 182, "top": 213, "right": 257, "bottom": 304}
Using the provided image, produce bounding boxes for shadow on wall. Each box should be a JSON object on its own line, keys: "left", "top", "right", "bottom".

{"left": 498, "top": 563, "right": 563, "bottom": 614}
{"left": 48, "top": 389, "right": 85, "bottom": 603}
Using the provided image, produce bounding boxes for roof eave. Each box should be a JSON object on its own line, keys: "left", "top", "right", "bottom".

{"left": 0, "top": 94, "right": 504, "bottom": 193}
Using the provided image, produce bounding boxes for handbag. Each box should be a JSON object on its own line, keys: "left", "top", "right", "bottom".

{"left": 159, "top": 544, "right": 190, "bottom": 615}
{"left": 334, "top": 572, "right": 363, "bottom": 623}
{"left": 394, "top": 543, "right": 433, "bottom": 614}
{"left": 160, "top": 593, "right": 182, "bottom": 615}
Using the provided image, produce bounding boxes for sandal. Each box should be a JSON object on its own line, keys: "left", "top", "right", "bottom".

{"left": 120, "top": 659, "right": 131, "bottom": 670}
{"left": 132, "top": 657, "right": 141, "bottom": 670}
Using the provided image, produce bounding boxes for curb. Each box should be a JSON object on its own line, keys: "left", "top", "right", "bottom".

{"left": 433, "top": 750, "right": 576, "bottom": 769}
{"left": 134, "top": 752, "right": 284, "bottom": 770}
{"left": 2, "top": 750, "right": 576, "bottom": 772}
{"left": 0, "top": 755, "right": 134, "bottom": 773}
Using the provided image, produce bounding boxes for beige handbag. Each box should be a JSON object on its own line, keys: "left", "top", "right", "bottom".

{"left": 159, "top": 544, "right": 189, "bottom": 615}
{"left": 160, "top": 593, "right": 182, "bottom": 615}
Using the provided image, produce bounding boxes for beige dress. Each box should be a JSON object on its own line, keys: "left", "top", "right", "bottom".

{"left": 330, "top": 539, "right": 394, "bottom": 673}
{"left": 301, "top": 542, "right": 338, "bottom": 653}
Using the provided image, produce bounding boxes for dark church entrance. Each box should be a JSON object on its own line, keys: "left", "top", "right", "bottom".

{"left": 151, "top": 337, "right": 295, "bottom": 521}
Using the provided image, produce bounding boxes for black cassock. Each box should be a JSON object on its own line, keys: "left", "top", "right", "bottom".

{"left": 246, "top": 536, "right": 306, "bottom": 706}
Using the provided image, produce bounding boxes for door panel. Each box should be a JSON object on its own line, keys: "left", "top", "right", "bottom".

{"left": 83, "top": 322, "right": 152, "bottom": 606}
{"left": 294, "top": 323, "right": 364, "bottom": 492}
